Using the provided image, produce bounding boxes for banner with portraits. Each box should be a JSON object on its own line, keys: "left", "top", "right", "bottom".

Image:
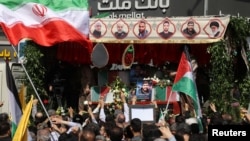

{"left": 89, "top": 15, "right": 230, "bottom": 44}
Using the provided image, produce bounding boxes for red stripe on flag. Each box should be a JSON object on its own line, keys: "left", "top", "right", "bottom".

{"left": 173, "top": 52, "right": 192, "bottom": 83}
{"left": 0, "top": 20, "right": 92, "bottom": 52}
{"left": 100, "top": 86, "right": 110, "bottom": 97}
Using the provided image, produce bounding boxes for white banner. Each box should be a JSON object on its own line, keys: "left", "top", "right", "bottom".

{"left": 90, "top": 15, "right": 230, "bottom": 44}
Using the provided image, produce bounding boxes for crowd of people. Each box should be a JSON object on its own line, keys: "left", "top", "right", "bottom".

{"left": 1, "top": 90, "right": 250, "bottom": 141}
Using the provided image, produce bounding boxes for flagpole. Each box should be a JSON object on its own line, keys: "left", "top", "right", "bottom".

{"left": 183, "top": 45, "right": 203, "bottom": 118}
{"left": 163, "top": 90, "right": 174, "bottom": 119}
{"left": 11, "top": 45, "right": 53, "bottom": 125}
{"left": 183, "top": 45, "right": 203, "bottom": 133}
{"left": 170, "top": 44, "right": 204, "bottom": 133}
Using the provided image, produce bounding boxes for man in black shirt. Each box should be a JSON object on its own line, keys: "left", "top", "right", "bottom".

{"left": 182, "top": 21, "right": 197, "bottom": 39}
{"left": 159, "top": 20, "right": 173, "bottom": 39}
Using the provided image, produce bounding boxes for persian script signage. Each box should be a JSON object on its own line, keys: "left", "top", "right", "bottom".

{"left": 90, "top": 15, "right": 230, "bottom": 44}
{"left": 93, "top": 0, "right": 170, "bottom": 18}
{"left": 0, "top": 45, "right": 17, "bottom": 62}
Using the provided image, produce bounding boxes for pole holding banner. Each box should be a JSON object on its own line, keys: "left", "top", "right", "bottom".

{"left": 11, "top": 45, "right": 54, "bottom": 129}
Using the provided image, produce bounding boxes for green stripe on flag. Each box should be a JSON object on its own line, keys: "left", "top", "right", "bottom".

{"left": 155, "top": 86, "right": 167, "bottom": 101}
{"left": 0, "top": 0, "right": 89, "bottom": 10}
{"left": 11, "top": 121, "right": 17, "bottom": 138}
{"left": 93, "top": 12, "right": 110, "bottom": 18}
{"left": 172, "top": 77, "right": 197, "bottom": 103}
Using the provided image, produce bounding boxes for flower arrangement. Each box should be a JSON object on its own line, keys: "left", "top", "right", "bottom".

{"left": 155, "top": 79, "right": 172, "bottom": 88}
{"left": 144, "top": 75, "right": 173, "bottom": 88}
{"left": 107, "top": 76, "right": 128, "bottom": 114}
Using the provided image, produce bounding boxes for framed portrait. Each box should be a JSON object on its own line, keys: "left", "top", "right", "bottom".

{"left": 89, "top": 19, "right": 107, "bottom": 39}
{"left": 156, "top": 18, "right": 176, "bottom": 39}
{"left": 203, "top": 19, "right": 225, "bottom": 39}
{"left": 129, "top": 104, "right": 156, "bottom": 124}
{"left": 181, "top": 18, "right": 201, "bottom": 39}
{"left": 111, "top": 19, "right": 129, "bottom": 39}
{"left": 133, "top": 19, "right": 152, "bottom": 39}
{"left": 136, "top": 80, "right": 152, "bottom": 101}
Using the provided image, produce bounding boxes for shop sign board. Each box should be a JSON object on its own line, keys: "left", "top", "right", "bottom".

{"left": 90, "top": 0, "right": 171, "bottom": 18}
{"left": 0, "top": 45, "right": 17, "bottom": 62}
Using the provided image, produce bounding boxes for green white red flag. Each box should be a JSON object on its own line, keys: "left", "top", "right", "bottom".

{"left": 172, "top": 47, "right": 203, "bottom": 132}
{"left": 0, "top": 0, "right": 92, "bottom": 53}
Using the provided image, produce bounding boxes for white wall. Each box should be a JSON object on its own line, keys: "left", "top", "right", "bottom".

{"left": 0, "top": 62, "right": 10, "bottom": 113}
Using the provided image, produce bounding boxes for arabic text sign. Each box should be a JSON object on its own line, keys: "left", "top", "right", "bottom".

{"left": 97, "top": 0, "right": 169, "bottom": 11}
{"left": 90, "top": 15, "right": 230, "bottom": 44}
{"left": 0, "top": 46, "right": 17, "bottom": 62}
{"left": 93, "top": 0, "right": 170, "bottom": 18}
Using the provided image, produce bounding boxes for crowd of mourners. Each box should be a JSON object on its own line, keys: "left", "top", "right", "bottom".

{"left": 0, "top": 92, "right": 250, "bottom": 141}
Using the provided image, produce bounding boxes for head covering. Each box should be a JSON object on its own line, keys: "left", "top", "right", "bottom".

{"left": 210, "top": 21, "right": 219, "bottom": 28}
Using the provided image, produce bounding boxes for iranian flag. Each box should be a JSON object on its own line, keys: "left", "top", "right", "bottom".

{"left": 6, "top": 60, "right": 22, "bottom": 137}
{"left": 0, "top": 0, "right": 92, "bottom": 53}
{"left": 172, "top": 47, "right": 203, "bottom": 132}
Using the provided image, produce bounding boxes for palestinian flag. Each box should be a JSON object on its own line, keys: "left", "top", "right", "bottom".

{"left": 6, "top": 61, "right": 22, "bottom": 137}
{"left": 172, "top": 46, "right": 203, "bottom": 132}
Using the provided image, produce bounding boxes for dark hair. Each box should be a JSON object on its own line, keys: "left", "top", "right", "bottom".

{"left": 79, "top": 129, "right": 95, "bottom": 141}
{"left": 176, "top": 123, "right": 191, "bottom": 135}
{"left": 0, "top": 121, "right": 11, "bottom": 136}
{"left": 109, "top": 126, "right": 124, "bottom": 141}
{"left": 130, "top": 118, "right": 142, "bottom": 132}
{"left": 0, "top": 113, "right": 9, "bottom": 123}
{"left": 139, "top": 20, "right": 146, "bottom": 25}
{"left": 142, "top": 124, "right": 162, "bottom": 140}
{"left": 104, "top": 121, "right": 116, "bottom": 137}
{"left": 163, "top": 20, "right": 170, "bottom": 24}
{"left": 175, "top": 115, "right": 185, "bottom": 123}
{"left": 210, "top": 21, "right": 219, "bottom": 28}
{"left": 187, "top": 21, "right": 194, "bottom": 25}
{"left": 124, "top": 125, "right": 133, "bottom": 139}
{"left": 84, "top": 122, "right": 100, "bottom": 136}
{"left": 59, "top": 132, "right": 78, "bottom": 141}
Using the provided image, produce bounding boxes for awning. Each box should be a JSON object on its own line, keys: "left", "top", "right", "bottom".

{"left": 93, "top": 43, "right": 211, "bottom": 66}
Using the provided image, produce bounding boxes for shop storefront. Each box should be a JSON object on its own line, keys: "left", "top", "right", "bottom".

{"left": 88, "top": 0, "right": 231, "bottom": 115}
